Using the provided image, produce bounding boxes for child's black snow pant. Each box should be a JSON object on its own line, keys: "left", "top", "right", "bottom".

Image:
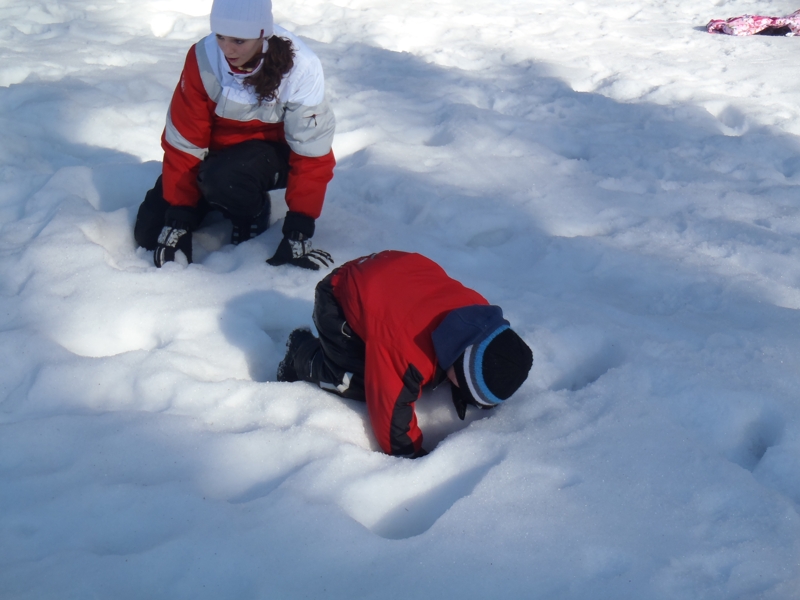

{"left": 291, "top": 273, "right": 368, "bottom": 401}
{"left": 134, "top": 140, "right": 290, "bottom": 250}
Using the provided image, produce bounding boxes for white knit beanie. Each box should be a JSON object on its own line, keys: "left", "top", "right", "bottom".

{"left": 210, "top": 0, "right": 274, "bottom": 39}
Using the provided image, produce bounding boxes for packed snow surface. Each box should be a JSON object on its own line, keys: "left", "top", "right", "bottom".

{"left": 2, "top": 0, "right": 800, "bottom": 598}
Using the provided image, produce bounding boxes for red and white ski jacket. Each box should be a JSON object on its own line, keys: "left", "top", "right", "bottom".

{"left": 161, "top": 25, "right": 335, "bottom": 218}
{"left": 331, "top": 251, "right": 488, "bottom": 456}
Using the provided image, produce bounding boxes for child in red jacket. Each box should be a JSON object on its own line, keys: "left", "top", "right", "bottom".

{"left": 278, "top": 251, "right": 534, "bottom": 457}
{"left": 134, "top": 0, "right": 335, "bottom": 270}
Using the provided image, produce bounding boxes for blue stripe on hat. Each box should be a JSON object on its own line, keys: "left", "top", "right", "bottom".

{"left": 467, "top": 324, "right": 510, "bottom": 406}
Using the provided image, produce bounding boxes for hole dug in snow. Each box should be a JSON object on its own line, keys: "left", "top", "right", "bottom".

{"left": 338, "top": 451, "right": 505, "bottom": 540}
{"left": 550, "top": 342, "right": 624, "bottom": 392}
{"left": 727, "top": 412, "right": 784, "bottom": 472}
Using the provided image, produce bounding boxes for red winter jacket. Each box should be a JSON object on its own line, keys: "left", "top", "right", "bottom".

{"left": 161, "top": 27, "right": 335, "bottom": 218}
{"left": 331, "top": 251, "right": 488, "bottom": 456}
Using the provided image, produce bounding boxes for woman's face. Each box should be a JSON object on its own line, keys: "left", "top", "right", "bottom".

{"left": 215, "top": 35, "right": 263, "bottom": 68}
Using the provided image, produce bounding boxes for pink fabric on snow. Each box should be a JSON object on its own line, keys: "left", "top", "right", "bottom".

{"left": 707, "top": 9, "right": 800, "bottom": 35}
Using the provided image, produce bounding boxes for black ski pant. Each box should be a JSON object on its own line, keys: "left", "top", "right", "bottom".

{"left": 293, "top": 273, "right": 367, "bottom": 401}
{"left": 134, "top": 140, "right": 290, "bottom": 250}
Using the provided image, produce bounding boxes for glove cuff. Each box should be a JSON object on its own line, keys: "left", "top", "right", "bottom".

{"left": 165, "top": 206, "right": 200, "bottom": 231}
{"left": 282, "top": 211, "right": 315, "bottom": 239}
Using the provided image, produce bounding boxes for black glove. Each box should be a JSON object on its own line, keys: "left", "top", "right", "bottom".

{"left": 267, "top": 232, "right": 333, "bottom": 270}
{"left": 266, "top": 211, "right": 333, "bottom": 271}
{"left": 451, "top": 383, "right": 496, "bottom": 421}
{"left": 451, "top": 384, "right": 468, "bottom": 421}
{"left": 154, "top": 208, "right": 196, "bottom": 268}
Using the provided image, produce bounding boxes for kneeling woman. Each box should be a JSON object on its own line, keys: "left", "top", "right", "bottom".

{"left": 135, "top": 0, "right": 335, "bottom": 270}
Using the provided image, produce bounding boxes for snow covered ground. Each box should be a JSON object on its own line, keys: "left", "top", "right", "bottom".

{"left": 2, "top": 0, "right": 800, "bottom": 597}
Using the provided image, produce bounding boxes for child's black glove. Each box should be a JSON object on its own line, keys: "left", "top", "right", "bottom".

{"left": 154, "top": 221, "right": 192, "bottom": 267}
{"left": 153, "top": 207, "right": 196, "bottom": 268}
{"left": 267, "top": 232, "right": 333, "bottom": 270}
{"left": 266, "top": 211, "right": 333, "bottom": 271}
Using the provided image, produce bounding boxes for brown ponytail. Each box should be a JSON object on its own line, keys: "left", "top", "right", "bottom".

{"left": 244, "top": 36, "right": 295, "bottom": 104}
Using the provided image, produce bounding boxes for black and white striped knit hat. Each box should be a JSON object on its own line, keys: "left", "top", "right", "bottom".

{"left": 453, "top": 326, "right": 532, "bottom": 407}
{"left": 432, "top": 305, "right": 533, "bottom": 409}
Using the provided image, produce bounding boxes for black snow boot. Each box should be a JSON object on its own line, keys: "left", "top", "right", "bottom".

{"left": 230, "top": 194, "right": 271, "bottom": 245}
{"left": 277, "top": 328, "right": 316, "bottom": 383}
